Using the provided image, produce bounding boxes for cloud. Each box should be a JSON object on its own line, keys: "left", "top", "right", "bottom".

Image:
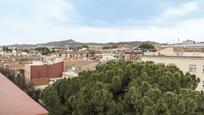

{"left": 0, "top": 0, "right": 74, "bottom": 22}
{"left": 33, "top": 0, "right": 74, "bottom": 21}
{"left": 163, "top": 2, "right": 198, "bottom": 18}
{"left": 1, "top": 17, "right": 204, "bottom": 45}
{"left": 65, "top": 18, "right": 204, "bottom": 43}
{"left": 154, "top": 1, "right": 199, "bottom": 24}
{"left": 0, "top": 0, "right": 204, "bottom": 45}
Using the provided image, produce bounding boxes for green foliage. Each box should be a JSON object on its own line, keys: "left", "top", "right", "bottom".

{"left": 102, "top": 44, "right": 118, "bottom": 49}
{"left": 138, "top": 43, "right": 154, "bottom": 50}
{"left": 41, "top": 86, "right": 66, "bottom": 115}
{"left": 81, "top": 45, "right": 89, "bottom": 49}
{"left": 40, "top": 60, "right": 204, "bottom": 115}
{"left": 35, "top": 47, "right": 55, "bottom": 55}
{"left": 2, "top": 46, "right": 12, "bottom": 52}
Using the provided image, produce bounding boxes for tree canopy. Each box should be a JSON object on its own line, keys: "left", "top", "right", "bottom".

{"left": 2, "top": 46, "right": 12, "bottom": 52}
{"left": 35, "top": 47, "right": 55, "bottom": 55}
{"left": 138, "top": 43, "right": 154, "bottom": 50}
{"left": 40, "top": 60, "right": 204, "bottom": 115}
{"left": 102, "top": 44, "right": 118, "bottom": 49}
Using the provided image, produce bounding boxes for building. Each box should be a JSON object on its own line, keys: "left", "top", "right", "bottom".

{"left": 182, "top": 40, "right": 196, "bottom": 45}
{"left": 141, "top": 56, "right": 204, "bottom": 91}
{"left": 142, "top": 46, "right": 204, "bottom": 91}
{"left": 24, "top": 61, "right": 64, "bottom": 88}
{"left": 0, "top": 73, "right": 48, "bottom": 115}
{"left": 64, "top": 59, "right": 98, "bottom": 70}
{"left": 144, "top": 47, "right": 204, "bottom": 57}
{"left": 123, "top": 50, "right": 143, "bottom": 61}
{"left": 56, "top": 49, "right": 97, "bottom": 61}
{"left": 63, "top": 60, "right": 99, "bottom": 79}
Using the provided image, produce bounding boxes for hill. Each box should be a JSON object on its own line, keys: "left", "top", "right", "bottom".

{"left": 2, "top": 39, "right": 159, "bottom": 48}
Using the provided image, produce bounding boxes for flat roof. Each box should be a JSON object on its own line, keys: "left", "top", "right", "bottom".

{"left": 142, "top": 55, "right": 204, "bottom": 60}
{"left": 0, "top": 73, "right": 48, "bottom": 115}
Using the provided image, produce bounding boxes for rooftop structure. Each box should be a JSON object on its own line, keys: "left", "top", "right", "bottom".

{"left": 182, "top": 40, "right": 196, "bottom": 45}
{"left": 163, "top": 43, "right": 204, "bottom": 48}
{"left": 144, "top": 47, "right": 204, "bottom": 57}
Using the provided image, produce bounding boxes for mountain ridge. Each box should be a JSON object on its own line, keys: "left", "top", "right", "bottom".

{"left": 2, "top": 39, "right": 159, "bottom": 48}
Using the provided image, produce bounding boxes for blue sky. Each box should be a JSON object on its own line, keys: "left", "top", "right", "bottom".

{"left": 0, "top": 0, "right": 204, "bottom": 45}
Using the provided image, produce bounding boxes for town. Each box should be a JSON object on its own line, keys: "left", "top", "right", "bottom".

{"left": 1, "top": 39, "right": 204, "bottom": 91}
{"left": 1, "top": 0, "right": 204, "bottom": 114}
{"left": 1, "top": 39, "right": 204, "bottom": 114}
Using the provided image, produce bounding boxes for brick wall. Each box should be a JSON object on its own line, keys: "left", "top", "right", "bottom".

{"left": 31, "top": 65, "right": 48, "bottom": 79}
{"left": 47, "top": 62, "right": 63, "bottom": 78}
{"left": 30, "top": 61, "right": 64, "bottom": 85}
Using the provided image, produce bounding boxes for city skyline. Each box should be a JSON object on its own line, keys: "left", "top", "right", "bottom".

{"left": 1, "top": 0, "right": 204, "bottom": 45}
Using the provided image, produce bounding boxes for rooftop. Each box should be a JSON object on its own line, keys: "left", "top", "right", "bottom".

{"left": 0, "top": 73, "right": 48, "bottom": 115}
{"left": 142, "top": 55, "right": 204, "bottom": 60}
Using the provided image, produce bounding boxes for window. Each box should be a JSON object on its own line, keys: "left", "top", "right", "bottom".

{"left": 189, "top": 64, "right": 197, "bottom": 73}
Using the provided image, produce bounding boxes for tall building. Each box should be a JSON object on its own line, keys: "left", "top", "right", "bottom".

{"left": 0, "top": 73, "right": 48, "bottom": 115}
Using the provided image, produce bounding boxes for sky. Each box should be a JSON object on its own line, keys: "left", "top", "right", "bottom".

{"left": 0, "top": 0, "right": 204, "bottom": 45}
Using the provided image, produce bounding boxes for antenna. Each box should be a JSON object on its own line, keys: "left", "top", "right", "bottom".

{"left": 178, "top": 38, "right": 180, "bottom": 45}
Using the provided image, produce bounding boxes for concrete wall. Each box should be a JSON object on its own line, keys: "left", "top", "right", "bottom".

{"left": 80, "top": 62, "right": 98, "bottom": 72}
{"left": 141, "top": 56, "right": 204, "bottom": 91}
{"left": 24, "top": 64, "right": 31, "bottom": 84}
{"left": 31, "top": 78, "right": 49, "bottom": 86}
{"left": 64, "top": 60, "right": 95, "bottom": 69}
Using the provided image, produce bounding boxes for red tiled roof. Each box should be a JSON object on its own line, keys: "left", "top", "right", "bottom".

{"left": 0, "top": 73, "right": 48, "bottom": 115}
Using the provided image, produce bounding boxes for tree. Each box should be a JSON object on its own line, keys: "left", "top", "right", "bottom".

{"left": 41, "top": 86, "right": 66, "bottom": 115}
{"left": 35, "top": 47, "right": 54, "bottom": 55}
{"left": 2, "top": 46, "right": 12, "bottom": 52}
{"left": 40, "top": 60, "right": 203, "bottom": 115}
{"left": 138, "top": 43, "right": 154, "bottom": 50}
{"left": 81, "top": 45, "right": 89, "bottom": 49}
{"left": 102, "top": 44, "right": 118, "bottom": 49}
